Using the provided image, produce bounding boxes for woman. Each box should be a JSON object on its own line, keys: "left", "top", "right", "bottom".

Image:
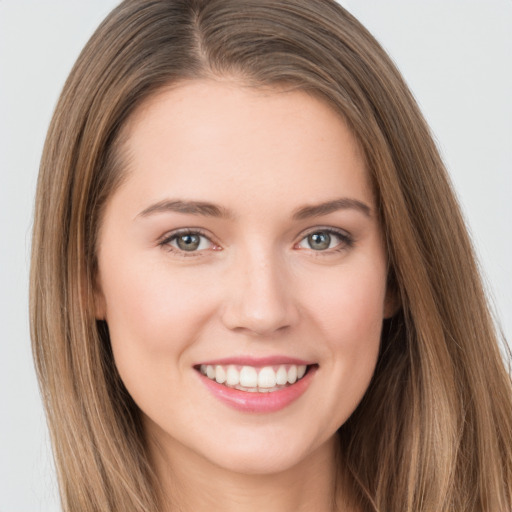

{"left": 30, "top": 1, "right": 512, "bottom": 511}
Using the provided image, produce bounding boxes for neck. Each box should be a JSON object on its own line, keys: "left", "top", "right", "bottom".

{"left": 148, "top": 433, "right": 352, "bottom": 512}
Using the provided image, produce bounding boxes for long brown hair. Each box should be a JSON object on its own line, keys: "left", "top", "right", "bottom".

{"left": 30, "top": 1, "right": 512, "bottom": 510}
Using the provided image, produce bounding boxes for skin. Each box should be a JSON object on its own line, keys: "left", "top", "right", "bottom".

{"left": 95, "top": 80, "right": 392, "bottom": 511}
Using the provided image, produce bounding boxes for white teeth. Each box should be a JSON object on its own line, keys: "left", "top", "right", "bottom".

{"left": 226, "top": 365, "right": 239, "bottom": 386}
{"left": 288, "top": 365, "right": 298, "bottom": 384}
{"left": 258, "top": 366, "right": 277, "bottom": 388}
{"left": 199, "top": 363, "right": 310, "bottom": 391}
{"left": 215, "top": 365, "right": 226, "bottom": 384}
{"left": 276, "top": 366, "right": 288, "bottom": 385}
{"left": 239, "top": 366, "right": 258, "bottom": 387}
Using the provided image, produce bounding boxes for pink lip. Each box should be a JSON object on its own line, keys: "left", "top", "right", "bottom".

{"left": 196, "top": 356, "right": 314, "bottom": 367}
{"left": 196, "top": 365, "right": 318, "bottom": 413}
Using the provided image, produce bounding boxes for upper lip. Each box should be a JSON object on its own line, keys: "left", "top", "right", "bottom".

{"left": 195, "top": 356, "right": 315, "bottom": 367}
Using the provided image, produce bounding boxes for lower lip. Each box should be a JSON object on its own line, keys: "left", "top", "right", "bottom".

{"left": 197, "top": 366, "right": 317, "bottom": 413}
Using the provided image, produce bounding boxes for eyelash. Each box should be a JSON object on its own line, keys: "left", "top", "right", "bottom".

{"left": 296, "top": 227, "right": 354, "bottom": 254}
{"left": 158, "top": 227, "right": 354, "bottom": 257}
{"left": 158, "top": 228, "right": 217, "bottom": 258}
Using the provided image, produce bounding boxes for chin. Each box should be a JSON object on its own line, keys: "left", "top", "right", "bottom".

{"left": 206, "top": 444, "right": 315, "bottom": 476}
{"left": 195, "top": 426, "right": 335, "bottom": 476}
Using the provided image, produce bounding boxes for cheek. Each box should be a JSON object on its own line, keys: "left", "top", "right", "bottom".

{"left": 302, "top": 260, "right": 386, "bottom": 421}
{"left": 307, "top": 261, "right": 387, "bottom": 346}
{"left": 100, "top": 263, "right": 222, "bottom": 416}
{"left": 99, "top": 257, "right": 217, "bottom": 373}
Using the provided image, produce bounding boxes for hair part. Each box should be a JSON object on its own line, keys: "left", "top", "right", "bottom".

{"left": 31, "top": 1, "right": 512, "bottom": 511}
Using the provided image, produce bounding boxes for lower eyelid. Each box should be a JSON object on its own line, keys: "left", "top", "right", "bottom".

{"left": 159, "top": 230, "right": 216, "bottom": 252}
{"left": 158, "top": 229, "right": 353, "bottom": 254}
{"left": 168, "top": 235, "right": 213, "bottom": 253}
{"left": 296, "top": 229, "right": 354, "bottom": 251}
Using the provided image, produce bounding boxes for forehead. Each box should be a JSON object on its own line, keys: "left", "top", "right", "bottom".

{"left": 112, "top": 79, "right": 372, "bottom": 216}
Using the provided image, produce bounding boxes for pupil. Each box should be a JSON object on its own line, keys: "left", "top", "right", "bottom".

{"left": 177, "top": 234, "right": 200, "bottom": 251}
{"left": 309, "top": 232, "right": 330, "bottom": 250}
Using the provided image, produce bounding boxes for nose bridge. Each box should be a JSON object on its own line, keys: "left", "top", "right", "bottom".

{"left": 221, "top": 243, "right": 298, "bottom": 336}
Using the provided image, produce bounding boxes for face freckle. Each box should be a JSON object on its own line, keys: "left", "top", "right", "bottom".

{"left": 95, "top": 79, "right": 390, "bottom": 477}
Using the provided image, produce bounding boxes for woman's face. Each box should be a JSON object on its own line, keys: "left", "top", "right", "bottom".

{"left": 95, "top": 80, "right": 391, "bottom": 475}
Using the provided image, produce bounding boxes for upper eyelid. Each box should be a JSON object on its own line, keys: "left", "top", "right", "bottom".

{"left": 158, "top": 225, "right": 353, "bottom": 248}
{"left": 298, "top": 226, "right": 352, "bottom": 239}
{"left": 295, "top": 226, "right": 354, "bottom": 251}
{"left": 159, "top": 227, "right": 213, "bottom": 243}
{"left": 158, "top": 229, "right": 218, "bottom": 257}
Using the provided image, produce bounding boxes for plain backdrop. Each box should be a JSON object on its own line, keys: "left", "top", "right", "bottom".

{"left": 1, "top": 1, "right": 511, "bottom": 510}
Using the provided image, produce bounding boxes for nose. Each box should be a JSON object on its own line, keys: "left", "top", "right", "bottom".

{"left": 220, "top": 248, "right": 299, "bottom": 337}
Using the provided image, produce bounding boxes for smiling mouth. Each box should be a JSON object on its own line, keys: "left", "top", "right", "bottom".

{"left": 196, "top": 364, "right": 313, "bottom": 393}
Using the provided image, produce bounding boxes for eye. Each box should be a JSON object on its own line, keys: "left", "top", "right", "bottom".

{"left": 160, "top": 230, "right": 215, "bottom": 253}
{"left": 297, "top": 229, "right": 352, "bottom": 251}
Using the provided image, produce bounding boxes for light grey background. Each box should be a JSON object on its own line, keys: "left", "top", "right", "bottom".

{"left": 1, "top": 1, "right": 510, "bottom": 510}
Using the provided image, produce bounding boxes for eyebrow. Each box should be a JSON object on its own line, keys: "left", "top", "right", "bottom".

{"left": 137, "top": 199, "right": 232, "bottom": 219}
{"left": 292, "top": 198, "right": 372, "bottom": 220}
{"left": 136, "top": 197, "right": 371, "bottom": 220}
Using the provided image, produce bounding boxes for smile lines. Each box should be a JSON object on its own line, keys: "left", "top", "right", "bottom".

{"left": 198, "top": 364, "right": 308, "bottom": 392}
